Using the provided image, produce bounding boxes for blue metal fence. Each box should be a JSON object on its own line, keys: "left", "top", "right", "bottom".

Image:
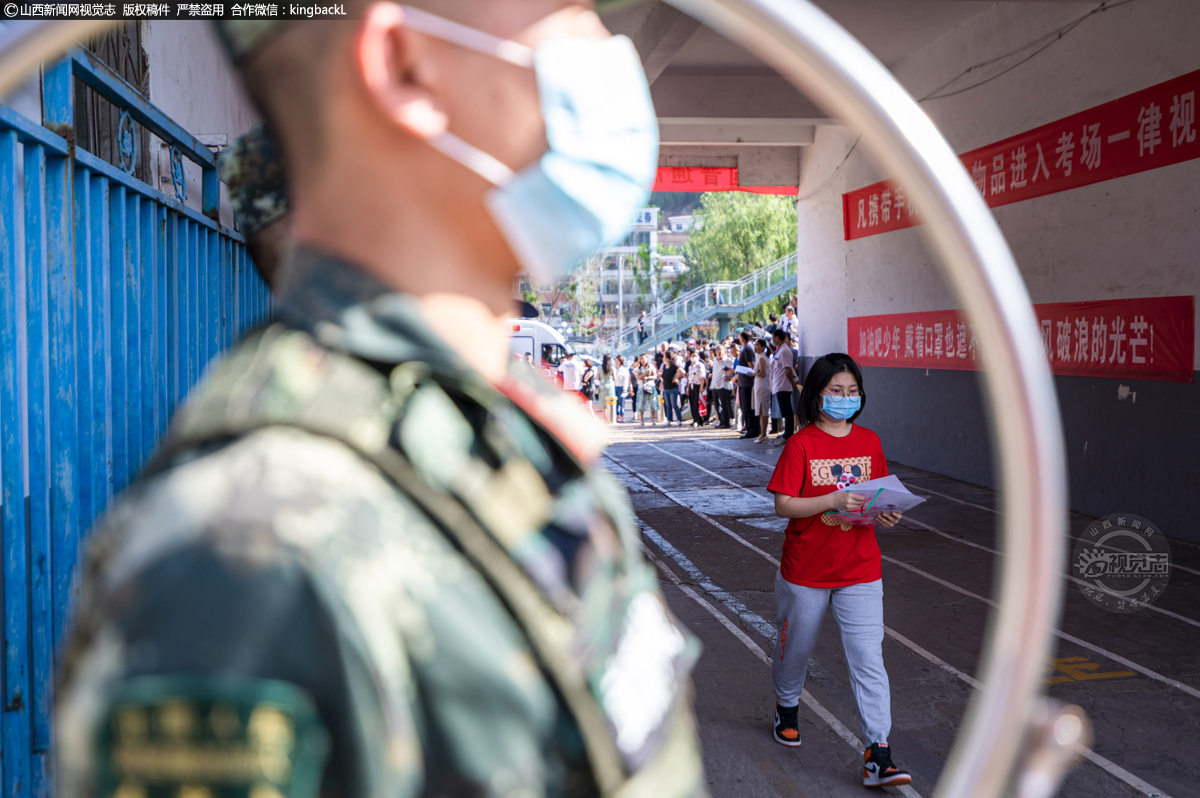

{"left": 0, "top": 52, "right": 270, "bottom": 797}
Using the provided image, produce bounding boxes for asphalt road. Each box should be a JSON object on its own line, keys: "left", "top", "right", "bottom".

{"left": 602, "top": 422, "right": 1200, "bottom": 798}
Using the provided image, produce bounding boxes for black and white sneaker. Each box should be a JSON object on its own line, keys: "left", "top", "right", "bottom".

{"left": 862, "top": 742, "right": 911, "bottom": 787}
{"left": 773, "top": 704, "right": 801, "bottom": 747}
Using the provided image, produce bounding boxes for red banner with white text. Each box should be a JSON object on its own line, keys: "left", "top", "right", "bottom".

{"left": 847, "top": 296, "right": 1194, "bottom": 383}
{"left": 654, "top": 167, "right": 799, "bottom": 196}
{"left": 843, "top": 69, "right": 1200, "bottom": 240}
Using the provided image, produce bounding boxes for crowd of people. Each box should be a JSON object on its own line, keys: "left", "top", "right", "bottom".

{"left": 38, "top": 0, "right": 918, "bottom": 787}
{"left": 558, "top": 325, "right": 914, "bottom": 787}
{"left": 562, "top": 305, "right": 807, "bottom": 445}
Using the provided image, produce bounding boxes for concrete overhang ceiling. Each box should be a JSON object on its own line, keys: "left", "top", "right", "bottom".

{"left": 601, "top": 0, "right": 1092, "bottom": 182}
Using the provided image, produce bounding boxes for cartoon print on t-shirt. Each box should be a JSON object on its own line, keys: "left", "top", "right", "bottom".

{"left": 821, "top": 513, "right": 855, "bottom": 531}
{"left": 767, "top": 425, "right": 887, "bottom": 586}
{"left": 810, "top": 457, "right": 873, "bottom": 531}
{"left": 809, "top": 456, "right": 872, "bottom": 487}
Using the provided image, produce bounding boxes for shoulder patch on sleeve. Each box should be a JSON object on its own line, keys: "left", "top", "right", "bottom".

{"left": 96, "top": 676, "right": 330, "bottom": 798}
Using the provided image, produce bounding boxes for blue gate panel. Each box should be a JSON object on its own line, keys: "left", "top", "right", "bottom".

{"left": 188, "top": 220, "right": 199, "bottom": 388}
{"left": 108, "top": 185, "right": 128, "bottom": 496}
{"left": 124, "top": 192, "right": 142, "bottom": 478}
{"left": 1, "top": 127, "right": 31, "bottom": 798}
{"left": 0, "top": 50, "right": 261, "bottom": 798}
{"left": 87, "top": 173, "right": 112, "bottom": 517}
{"left": 26, "top": 144, "right": 54, "bottom": 787}
{"left": 47, "top": 148, "right": 78, "bottom": 652}
{"left": 139, "top": 199, "right": 156, "bottom": 467}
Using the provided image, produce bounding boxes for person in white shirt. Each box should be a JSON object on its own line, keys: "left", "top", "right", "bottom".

{"left": 781, "top": 305, "right": 798, "bottom": 338}
{"left": 712, "top": 346, "right": 736, "bottom": 429}
{"left": 686, "top": 353, "right": 709, "bottom": 428}
{"left": 614, "top": 355, "right": 631, "bottom": 422}
{"left": 636, "top": 354, "right": 659, "bottom": 426}
{"left": 704, "top": 349, "right": 718, "bottom": 427}
{"left": 770, "top": 328, "right": 800, "bottom": 443}
{"left": 557, "top": 352, "right": 584, "bottom": 398}
{"left": 753, "top": 338, "right": 772, "bottom": 442}
{"left": 736, "top": 330, "right": 759, "bottom": 438}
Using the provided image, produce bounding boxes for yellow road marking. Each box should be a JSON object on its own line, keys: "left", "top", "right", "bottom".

{"left": 1046, "top": 656, "right": 1136, "bottom": 684}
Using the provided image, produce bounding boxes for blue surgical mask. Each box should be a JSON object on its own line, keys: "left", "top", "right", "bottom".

{"left": 822, "top": 395, "right": 861, "bottom": 421}
{"left": 400, "top": 7, "right": 659, "bottom": 284}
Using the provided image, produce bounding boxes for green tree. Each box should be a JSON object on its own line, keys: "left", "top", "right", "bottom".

{"left": 683, "top": 193, "right": 797, "bottom": 285}
{"left": 629, "top": 244, "right": 653, "bottom": 299}
{"left": 649, "top": 191, "right": 702, "bottom": 220}
{"left": 625, "top": 244, "right": 688, "bottom": 315}
{"left": 663, "top": 276, "right": 684, "bottom": 302}
{"left": 573, "top": 256, "right": 602, "bottom": 335}
{"left": 736, "top": 295, "right": 790, "bottom": 328}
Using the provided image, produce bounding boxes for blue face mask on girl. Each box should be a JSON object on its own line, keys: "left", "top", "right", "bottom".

{"left": 399, "top": 6, "right": 659, "bottom": 285}
{"left": 822, "top": 395, "right": 861, "bottom": 421}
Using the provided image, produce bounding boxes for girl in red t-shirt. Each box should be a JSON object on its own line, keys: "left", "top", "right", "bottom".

{"left": 765, "top": 353, "right": 911, "bottom": 789}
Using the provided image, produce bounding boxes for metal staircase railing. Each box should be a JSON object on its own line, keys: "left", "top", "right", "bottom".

{"left": 592, "top": 251, "right": 798, "bottom": 356}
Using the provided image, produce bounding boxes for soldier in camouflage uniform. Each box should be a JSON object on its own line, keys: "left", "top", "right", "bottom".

{"left": 56, "top": 3, "right": 706, "bottom": 797}
{"left": 217, "top": 122, "right": 289, "bottom": 286}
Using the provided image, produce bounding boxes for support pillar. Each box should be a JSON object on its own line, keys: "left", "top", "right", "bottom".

{"left": 716, "top": 311, "right": 736, "bottom": 340}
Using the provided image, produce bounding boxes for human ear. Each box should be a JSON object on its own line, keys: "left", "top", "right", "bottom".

{"left": 356, "top": 2, "right": 449, "bottom": 140}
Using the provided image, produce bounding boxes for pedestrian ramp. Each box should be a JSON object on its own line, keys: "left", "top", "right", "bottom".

{"left": 592, "top": 252, "right": 798, "bottom": 357}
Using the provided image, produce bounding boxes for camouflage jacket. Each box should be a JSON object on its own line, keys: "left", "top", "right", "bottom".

{"left": 57, "top": 247, "right": 704, "bottom": 798}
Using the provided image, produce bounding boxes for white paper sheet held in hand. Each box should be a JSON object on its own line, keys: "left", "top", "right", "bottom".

{"left": 824, "top": 474, "right": 927, "bottom": 527}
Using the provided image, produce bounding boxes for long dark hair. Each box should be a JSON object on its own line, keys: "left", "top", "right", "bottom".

{"left": 799, "top": 353, "right": 865, "bottom": 426}
{"left": 602, "top": 354, "right": 614, "bottom": 376}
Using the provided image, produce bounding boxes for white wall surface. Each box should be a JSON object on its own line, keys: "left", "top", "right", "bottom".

{"left": 794, "top": 0, "right": 1200, "bottom": 367}
{"left": 0, "top": 22, "right": 257, "bottom": 227}
{"left": 144, "top": 21, "right": 260, "bottom": 227}
{"left": 0, "top": 22, "right": 42, "bottom": 120}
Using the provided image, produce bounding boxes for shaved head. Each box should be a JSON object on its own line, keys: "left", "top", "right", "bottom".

{"left": 239, "top": 0, "right": 593, "bottom": 188}
{"left": 221, "top": 0, "right": 612, "bottom": 327}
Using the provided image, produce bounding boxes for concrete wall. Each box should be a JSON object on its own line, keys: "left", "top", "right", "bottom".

{"left": 793, "top": 0, "right": 1200, "bottom": 542}
{"left": 144, "top": 21, "right": 260, "bottom": 228}
{"left": 659, "top": 145, "right": 802, "bottom": 188}
{"left": 0, "top": 23, "right": 256, "bottom": 225}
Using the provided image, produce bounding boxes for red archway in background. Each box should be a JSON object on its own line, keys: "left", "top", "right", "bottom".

{"left": 653, "top": 167, "right": 798, "bottom": 196}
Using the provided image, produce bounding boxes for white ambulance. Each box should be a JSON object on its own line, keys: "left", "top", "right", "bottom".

{"left": 508, "top": 319, "right": 574, "bottom": 381}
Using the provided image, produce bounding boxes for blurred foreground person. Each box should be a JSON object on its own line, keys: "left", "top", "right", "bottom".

{"left": 55, "top": 4, "right": 705, "bottom": 798}
{"left": 217, "top": 121, "right": 289, "bottom": 286}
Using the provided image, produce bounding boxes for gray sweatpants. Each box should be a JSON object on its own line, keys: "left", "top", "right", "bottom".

{"left": 773, "top": 572, "right": 892, "bottom": 745}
